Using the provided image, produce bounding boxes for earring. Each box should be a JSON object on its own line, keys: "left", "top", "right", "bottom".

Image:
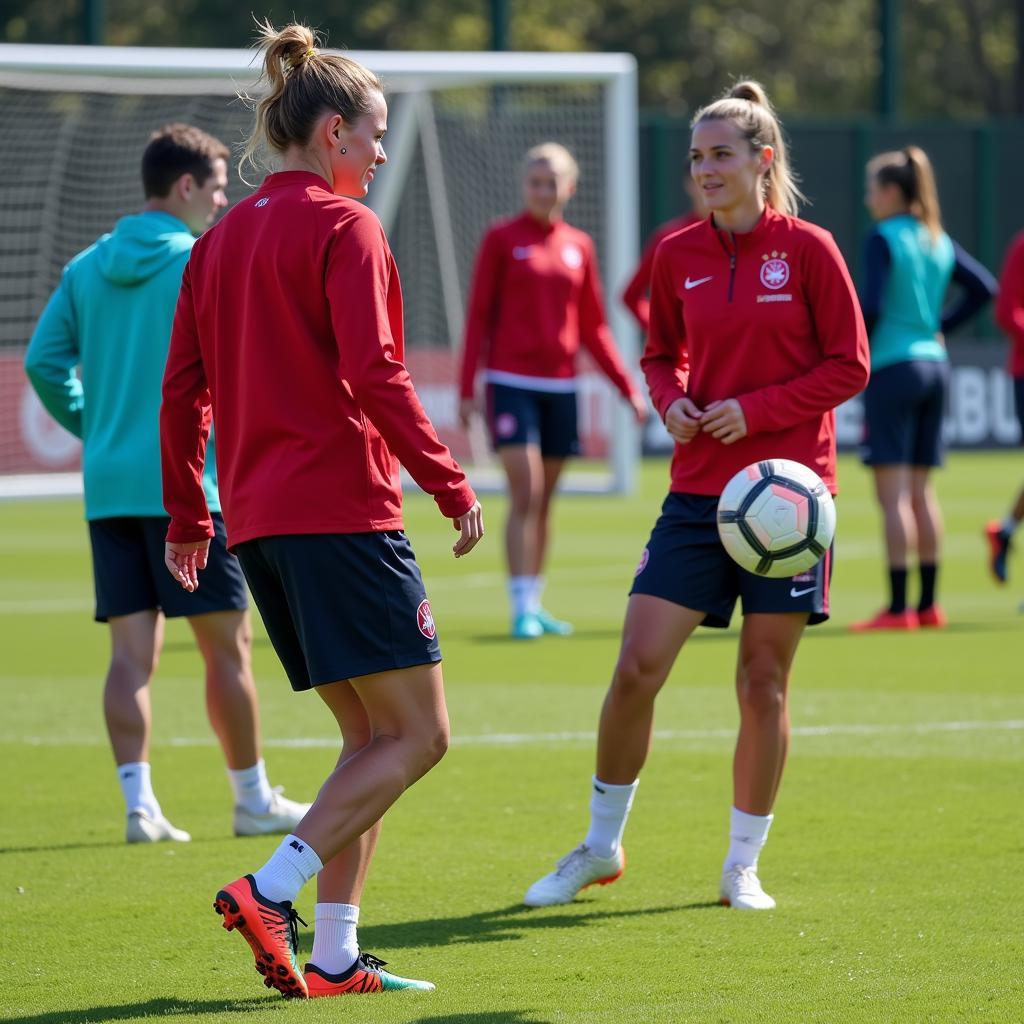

{"left": 340, "top": 147, "right": 347, "bottom": 155}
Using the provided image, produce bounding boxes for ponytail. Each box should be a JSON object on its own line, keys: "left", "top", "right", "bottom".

{"left": 867, "top": 145, "right": 944, "bottom": 240}
{"left": 691, "top": 79, "right": 805, "bottom": 216}
{"left": 239, "top": 19, "right": 382, "bottom": 184}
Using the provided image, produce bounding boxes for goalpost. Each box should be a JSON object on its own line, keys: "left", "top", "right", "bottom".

{"left": 0, "top": 43, "right": 641, "bottom": 497}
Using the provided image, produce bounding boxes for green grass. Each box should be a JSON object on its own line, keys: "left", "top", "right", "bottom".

{"left": 1, "top": 453, "right": 1022, "bottom": 1023}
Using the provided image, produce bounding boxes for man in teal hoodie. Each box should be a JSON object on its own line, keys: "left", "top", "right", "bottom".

{"left": 25, "top": 124, "right": 309, "bottom": 844}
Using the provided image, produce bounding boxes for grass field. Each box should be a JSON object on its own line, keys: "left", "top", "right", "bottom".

{"left": 2, "top": 453, "right": 1022, "bottom": 1024}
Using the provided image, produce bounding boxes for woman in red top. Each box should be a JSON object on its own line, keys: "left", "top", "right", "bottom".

{"left": 524, "top": 82, "right": 869, "bottom": 912}
{"left": 986, "top": 228, "right": 1024, "bottom": 585}
{"left": 621, "top": 176, "right": 707, "bottom": 333}
{"left": 459, "top": 143, "right": 647, "bottom": 639}
{"left": 160, "top": 22, "right": 483, "bottom": 1000}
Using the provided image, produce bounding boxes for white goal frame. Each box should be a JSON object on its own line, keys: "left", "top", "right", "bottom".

{"left": 0, "top": 43, "right": 641, "bottom": 496}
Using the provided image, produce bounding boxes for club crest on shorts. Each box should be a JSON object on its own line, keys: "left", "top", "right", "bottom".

{"left": 416, "top": 599, "right": 436, "bottom": 640}
{"left": 495, "top": 412, "right": 518, "bottom": 438}
{"left": 760, "top": 251, "right": 790, "bottom": 289}
{"left": 634, "top": 547, "right": 650, "bottom": 577}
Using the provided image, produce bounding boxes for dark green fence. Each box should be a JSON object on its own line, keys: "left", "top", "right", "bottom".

{"left": 639, "top": 115, "right": 1024, "bottom": 337}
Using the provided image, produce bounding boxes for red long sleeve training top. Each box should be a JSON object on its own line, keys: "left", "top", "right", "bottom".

{"left": 644, "top": 206, "right": 870, "bottom": 496}
{"left": 161, "top": 171, "right": 476, "bottom": 548}
{"left": 621, "top": 213, "right": 700, "bottom": 331}
{"left": 996, "top": 230, "right": 1024, "bottom": 378}
{"left": 459, "top": 212, "right": 641, "bottom": 400}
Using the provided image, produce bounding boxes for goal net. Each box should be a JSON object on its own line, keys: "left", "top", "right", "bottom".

{"left": 0, "top": 44, "right": 640, "bottom": 497}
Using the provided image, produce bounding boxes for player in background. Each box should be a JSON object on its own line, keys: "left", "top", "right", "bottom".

{"left": 853, "top": 147, "right": 996, "bottom": 631}
{"left": 523, "top": 81, "right": 869, "bottom": 912}
{"left": 161, "top": 22, "right": 483, "bottom": 1000}
{"left": 24, "top": 124, "right": 309, "bottom": 845}
{"left": 459, "top": 144, "right": 647, "bottom": 639}
{"left": 986, "top": 227, "right": 1024, "bottom": 587}
{"left": 622, "top": 179, "right": 708, "bottom": 452}
{"left": 621, "top": 176, "right": 708, "bottom": 333}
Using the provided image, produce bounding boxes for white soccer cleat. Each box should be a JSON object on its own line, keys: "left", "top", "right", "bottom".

{"left": 233, "top": 786, "right": 312, "bottom": 837}
{"left": 719, "top": 864, "right": 776, "bottom": 910}
{"left": 126, "top": 810, "right": 192, "bottom": 844}
{"left": 524, "top": 844, "right": 625, "bottom": 907}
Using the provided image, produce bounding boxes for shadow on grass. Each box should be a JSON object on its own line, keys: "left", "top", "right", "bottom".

{"left": 409, "top": 1014, "right": 552, "bottom": 1024}
{"left": 0, "top": 837, "right": 219, "bottom": 856}
{"left": 5, "top": 996, "right": 279, "bottom": 1024}
{"left": 308, "top": 899, "right": 718, "bottom": 951}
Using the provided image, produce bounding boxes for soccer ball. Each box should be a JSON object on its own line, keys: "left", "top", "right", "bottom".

{"left": 716, "top": 459, "right": 836, "bottom": 578}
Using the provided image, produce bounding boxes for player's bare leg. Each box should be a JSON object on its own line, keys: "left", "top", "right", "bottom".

{"left": 597, "top": 595, "right": 704, "bottom": 784}
{"left": 314, "top": 679, "right": 381, "bottom": 909}
{"left": 525, "top": 596, "right": 702, "bottom": 907}
{"left": 105, "top": 611, "right": 188, "bottom": 842}
{"left": 500, "top": 444, "right": 545, "bottom": 637}
{"left": 910, "top": 467, "right": 946, "bottom": 625}
{"left": 531, "top": 456, "right": 572, "bottom": 634}
{"left": 191, "top": 609, "right": 310, "bottom": 834}
{"left": 214, "top": 664, "right": 448, "bottom": 997}
{"left": 853, "top": 465, "right": 918, "bottom": 629}
{"left": 732, "top": 612, "right": 805, "bottom": 813}
{"left": 721, "top": 611, "right": 805, "bottom": 910}
{"left": 190, "top": 609, "right": 259, "bottom": 769}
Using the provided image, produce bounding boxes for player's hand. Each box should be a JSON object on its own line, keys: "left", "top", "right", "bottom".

{"left": 701, "top": 398, "right": 748, "bottom": 445}
{"left": 458, "top": 398, "right": 479, "bottom": 430}
{"left": 164, "top": 540, "right": 210, "bottom": 592}
{"left": 629, "top": 393, "right": 649, "bottom": 425}
{"left": 452, "top": 500, "right": 484, "bottom": 558}
{"left": 664, "top": 396, "right": 703, "bottom": 444}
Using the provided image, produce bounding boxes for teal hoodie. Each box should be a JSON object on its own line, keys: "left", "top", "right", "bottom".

{"left": 24, "top": 211, "right": 219, "bottom": 520}
{"left": 870, "top": 214, "right": 954, "bottom": 371}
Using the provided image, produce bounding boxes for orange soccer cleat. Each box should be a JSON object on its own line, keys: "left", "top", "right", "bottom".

{"left": 849, "top": 608, "right": 918, "bottom": 632}
{"left": 305, "top": 952, "right": 435, "bottom": 995}
{"left": 213, "top": 875, "right": 308, "bottom": 999}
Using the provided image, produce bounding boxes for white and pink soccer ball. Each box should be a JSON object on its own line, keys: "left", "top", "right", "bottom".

{"left": 717, "top": 459, "right": 836, "bottom": 578}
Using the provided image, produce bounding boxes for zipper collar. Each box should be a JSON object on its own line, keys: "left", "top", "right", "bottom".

{"left": 711, "top": 206, "right": 778, "bottom": 252}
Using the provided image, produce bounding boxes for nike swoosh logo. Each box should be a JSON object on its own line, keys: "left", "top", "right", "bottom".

{"left": 790, "top": 586, "right": 817, "bottom": 598}
{"left": 684, "top": 275, "right": 713, "bottom": 290}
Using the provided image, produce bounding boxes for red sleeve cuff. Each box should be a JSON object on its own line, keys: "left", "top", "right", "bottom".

{"left": 166, "top": 520, "right": 216, "bottom": 545}
{"left": 435, "top": 483, "right": 478, "bottom": 520}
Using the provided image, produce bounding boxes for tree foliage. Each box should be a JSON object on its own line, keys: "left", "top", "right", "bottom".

{"left": 2, "top": 0, "right": 1021, "bottom": 115}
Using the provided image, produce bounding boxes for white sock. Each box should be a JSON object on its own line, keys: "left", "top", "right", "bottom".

{"left": 584, "top": 776, "right": 638, "bottom": 858}
{"left": 527, "top": 576, "right": 545, "bottom": 615}
{"left": 508, "top": 576, "right": 535, "bottom": 618}
{"left": 309, "top": 903, "right": 360, "bottom": 975}
{"left": 117, "top": 762, "right": 161, "bottom": 819}
{"left": 723, "top": 807, "right": 774, "bottom": 872}
{"left": 251, "top": 834, "right": 324, "bottom": 905}
{"left": 228, "top": 759, "right": 274, "bottom": 814}
{"left": 1003, "top": 515, "right": 1020, "bottom": 537}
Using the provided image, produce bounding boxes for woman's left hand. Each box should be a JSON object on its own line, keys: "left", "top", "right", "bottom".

{"left": 628, "top": 393, "right": 649, "bottom": 425}
{"left": 700, "top": 398, "right": 748, "bottom": 445}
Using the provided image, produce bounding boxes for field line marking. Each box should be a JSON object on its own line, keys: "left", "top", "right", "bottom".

{"left": 6, "top": 719, "right": 1023, "bottom": 748}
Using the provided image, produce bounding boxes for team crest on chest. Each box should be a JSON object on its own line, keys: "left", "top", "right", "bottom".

{"left": 561, "top": 244, "right": 583, "bottom": 269}
{"left": 760, "top": 251, "right": 790, "bottom": 289}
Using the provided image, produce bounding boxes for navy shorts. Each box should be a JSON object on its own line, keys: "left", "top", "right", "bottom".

{"left": 1014, "top": 377, "right": 1024, "bottom": 443}
{"left": 486, "top": 383, "right": 580, "bottom": 457}
{"left": 861, "top": 359, "right": 949, "bottom": 467}
{"left": 234, "top": 531, "right": 441, "bottom": 692}
{"left": 88, "top": 513, "right": 248, "bottom": 622}
{"left": 629, "top": 493, "right": 832, "bottom": 628}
